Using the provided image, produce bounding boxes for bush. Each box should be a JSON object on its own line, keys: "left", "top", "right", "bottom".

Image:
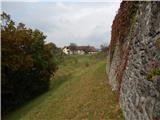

{"left": 147, "top": 68, "right": 160, "bottom": 80}
{"left": 1, "top": 12, "right": 60, "bottom": 115}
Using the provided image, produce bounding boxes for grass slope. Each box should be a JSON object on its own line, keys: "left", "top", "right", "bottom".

{"left": 3, "top": 54, "right": 124, "bottom": 120}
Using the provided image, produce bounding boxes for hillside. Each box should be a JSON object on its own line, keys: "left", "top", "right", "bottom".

{"left": 3, "top": 54, "right": 124, "bottom": 120}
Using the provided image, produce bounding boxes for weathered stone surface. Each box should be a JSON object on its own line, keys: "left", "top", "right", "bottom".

{"left": 107, "top": 2, "right": 160, "bottom": 120}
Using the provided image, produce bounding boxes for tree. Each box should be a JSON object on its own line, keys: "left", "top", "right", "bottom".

{"left": 1, "top": 12, "right": 59, "bottom": 115}
{"left": 100, "top": 43, "right": 109, "bottom": 53}
{"left": 44, "top": 42, "right": 65, "bottom": 65}
{"left": 69, "top": 43, "right": 77, "bottom": 54}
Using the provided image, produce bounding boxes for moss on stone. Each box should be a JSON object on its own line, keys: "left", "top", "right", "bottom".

{"left": 147, "top": 68, "right": 160, "bottom": 81}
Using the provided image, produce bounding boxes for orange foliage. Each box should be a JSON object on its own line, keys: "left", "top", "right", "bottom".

{"left": 109, "top": 1, "right": 138, "bottom": 98}
{"left": 110, "top": 1, "right": 138, "bottom": 62}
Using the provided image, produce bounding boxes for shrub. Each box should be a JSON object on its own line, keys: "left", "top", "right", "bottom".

{"left": 147, "top": 68, "right": 160, "bottom": 80}
{"left": 1, "top": 12, "right": 59, "bottom": 115}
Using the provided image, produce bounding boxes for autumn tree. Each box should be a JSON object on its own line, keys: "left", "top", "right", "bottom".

{"left": 1, "top": 12, "right": 60, "bottom": 115}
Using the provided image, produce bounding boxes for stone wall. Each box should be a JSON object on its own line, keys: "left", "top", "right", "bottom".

{"left": 107, "top": 2, "right": 160, "bottom": 120}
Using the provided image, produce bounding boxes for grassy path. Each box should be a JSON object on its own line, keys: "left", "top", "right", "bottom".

{"left": 4, "top": 55, "right": 124, "bottom": 120}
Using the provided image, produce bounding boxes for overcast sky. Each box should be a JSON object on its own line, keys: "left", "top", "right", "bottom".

{"left": 2, "top": 0, "right": 121, "bottom": 48}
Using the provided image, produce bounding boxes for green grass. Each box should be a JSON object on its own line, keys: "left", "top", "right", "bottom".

{"left": 3, "top": 53, "right": 124, "bottom": 120}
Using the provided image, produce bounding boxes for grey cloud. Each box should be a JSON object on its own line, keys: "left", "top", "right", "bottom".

{"left": 2, "top": 2, "right": 120, "bottom": 48}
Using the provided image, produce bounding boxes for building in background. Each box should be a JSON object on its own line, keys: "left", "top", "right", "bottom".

{"left": 62, "top": 46, "right": 97, "bottom": 55}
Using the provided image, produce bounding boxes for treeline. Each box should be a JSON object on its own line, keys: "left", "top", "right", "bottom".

{"left": 1, "top": 12, "right": 64, "bottom": 115}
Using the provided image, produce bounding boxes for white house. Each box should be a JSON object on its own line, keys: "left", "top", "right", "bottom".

{"left": 62, "top": 46, "right": 97, "bottom": 55}
{"left": 62, "top": 46, "right": 73, "bottom": 55}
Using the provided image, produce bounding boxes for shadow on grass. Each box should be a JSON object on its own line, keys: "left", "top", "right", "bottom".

{"left": 50, "top": 73, "right": 72, "bottom": 90}
{"left": 3, "top": 73, "right": 72, "bottom": 120}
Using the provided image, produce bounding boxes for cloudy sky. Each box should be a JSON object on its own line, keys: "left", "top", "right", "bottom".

{"left": 2, "top": 0, "right": 121, "bottom": 48}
